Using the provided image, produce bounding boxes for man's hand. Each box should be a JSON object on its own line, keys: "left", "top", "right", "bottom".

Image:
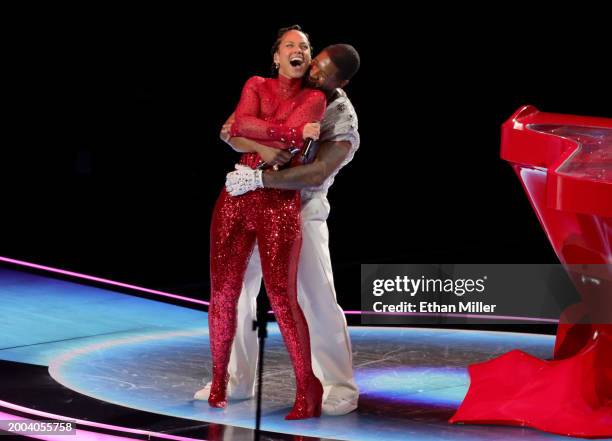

{"left": 225, "top": 164, "right": 263, "bottom": 196}
{"left": 260, "top": 141, "right": 352, "bottom": 190}
{"left": 302, "top": 122, "right": 321, "bottom": 140}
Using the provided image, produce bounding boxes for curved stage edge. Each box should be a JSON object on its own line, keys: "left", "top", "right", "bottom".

{"left": 1, "top": 262, "right": 608, "bottom": 441}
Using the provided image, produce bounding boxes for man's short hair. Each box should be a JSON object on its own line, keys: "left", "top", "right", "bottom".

{"left": 325, "top": 44, "right": 360, "bottom": 81}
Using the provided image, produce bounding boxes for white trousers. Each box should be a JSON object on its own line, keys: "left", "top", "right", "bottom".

{"left": 226, "top": 194, "right": 358, "bottom": 401}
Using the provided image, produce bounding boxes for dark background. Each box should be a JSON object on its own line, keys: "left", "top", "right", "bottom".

{"left": 2, "top": 8, "right": 611, "bottom": 314}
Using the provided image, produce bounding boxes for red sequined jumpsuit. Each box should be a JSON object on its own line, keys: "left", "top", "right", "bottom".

{"left": 209, "top": 75, "right": 326, "bottom": 419}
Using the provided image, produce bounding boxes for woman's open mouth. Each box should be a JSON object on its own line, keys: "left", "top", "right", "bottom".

{"left": 289, "top": 56, "right": 304, "bottom": 67}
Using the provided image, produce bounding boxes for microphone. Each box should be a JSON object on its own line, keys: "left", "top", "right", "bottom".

{"left": 301, "top": 138, "right": 314, "bottom": 161}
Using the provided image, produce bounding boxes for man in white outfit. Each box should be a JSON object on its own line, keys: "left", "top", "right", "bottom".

{"left": 195, "top": 44, "right": 361, "bottom": 416}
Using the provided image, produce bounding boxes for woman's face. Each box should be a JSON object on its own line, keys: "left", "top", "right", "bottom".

{"left": 274, "top": 30, "right": 311, "bottom": 79}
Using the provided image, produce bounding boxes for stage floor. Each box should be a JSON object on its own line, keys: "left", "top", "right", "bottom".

{"left": 1, "top": 266, "right": 607, "bottom": 441}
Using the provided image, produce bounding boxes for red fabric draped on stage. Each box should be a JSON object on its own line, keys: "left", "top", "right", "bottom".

{"left": 450, "top": 107, "right": 612, "bottom": 438}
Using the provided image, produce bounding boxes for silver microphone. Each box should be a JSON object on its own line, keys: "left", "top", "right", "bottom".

{"left": 301, "top": 138, "right": 314, "bottom": 160}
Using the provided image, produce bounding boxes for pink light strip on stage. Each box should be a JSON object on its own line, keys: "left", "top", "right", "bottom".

{"left": 0, "top": 404, "right": 205, "bottom": 441}
{"left": 0, "top": 255, "right": 559, "bottom": 323}
{"left": 0, "top": 256, "right": 210, "bottom": 306}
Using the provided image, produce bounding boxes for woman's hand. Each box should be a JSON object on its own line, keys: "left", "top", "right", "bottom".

{"left": 302, "top": 122, "right": 321, "bottom": 140}
{"left": 256, "top": 145, "right": 293, "bottom": 167}
{"left": 219, "top": 113, "right": 236, "bottom": 143}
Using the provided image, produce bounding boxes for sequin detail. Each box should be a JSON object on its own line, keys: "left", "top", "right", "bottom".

{"left": 209, "top": 75, "right": 326, "bottom": 418}
{"left": 229, "top": 75, "right": 326, "bottom": 167}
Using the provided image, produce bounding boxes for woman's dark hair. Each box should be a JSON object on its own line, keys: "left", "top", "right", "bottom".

{"left": 270, "top": 25, "right": 312, "bottom": 76}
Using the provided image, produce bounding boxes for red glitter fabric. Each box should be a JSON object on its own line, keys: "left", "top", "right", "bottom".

{"left": 209, "top": 74, "right": 325, "bottom": 419}
{"left": 230, "top": 75, "right": 325, "bottom": 168}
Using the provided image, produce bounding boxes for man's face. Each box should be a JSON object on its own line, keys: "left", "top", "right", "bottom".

{"left": 306, "top": 51, "right": 345, "bottom": 91}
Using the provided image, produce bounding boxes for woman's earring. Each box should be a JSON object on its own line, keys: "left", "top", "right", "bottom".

{"left": 275, "top": 63, "right": 280, "bottom": 69}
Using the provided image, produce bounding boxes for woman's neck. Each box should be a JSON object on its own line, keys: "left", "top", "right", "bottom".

{"left": 277, "top": 73, "right": 302, "bottom": 99}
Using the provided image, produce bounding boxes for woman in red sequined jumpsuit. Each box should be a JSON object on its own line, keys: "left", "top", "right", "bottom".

{"left": 208, "top": 27, "right": 326, "bottom": 420}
